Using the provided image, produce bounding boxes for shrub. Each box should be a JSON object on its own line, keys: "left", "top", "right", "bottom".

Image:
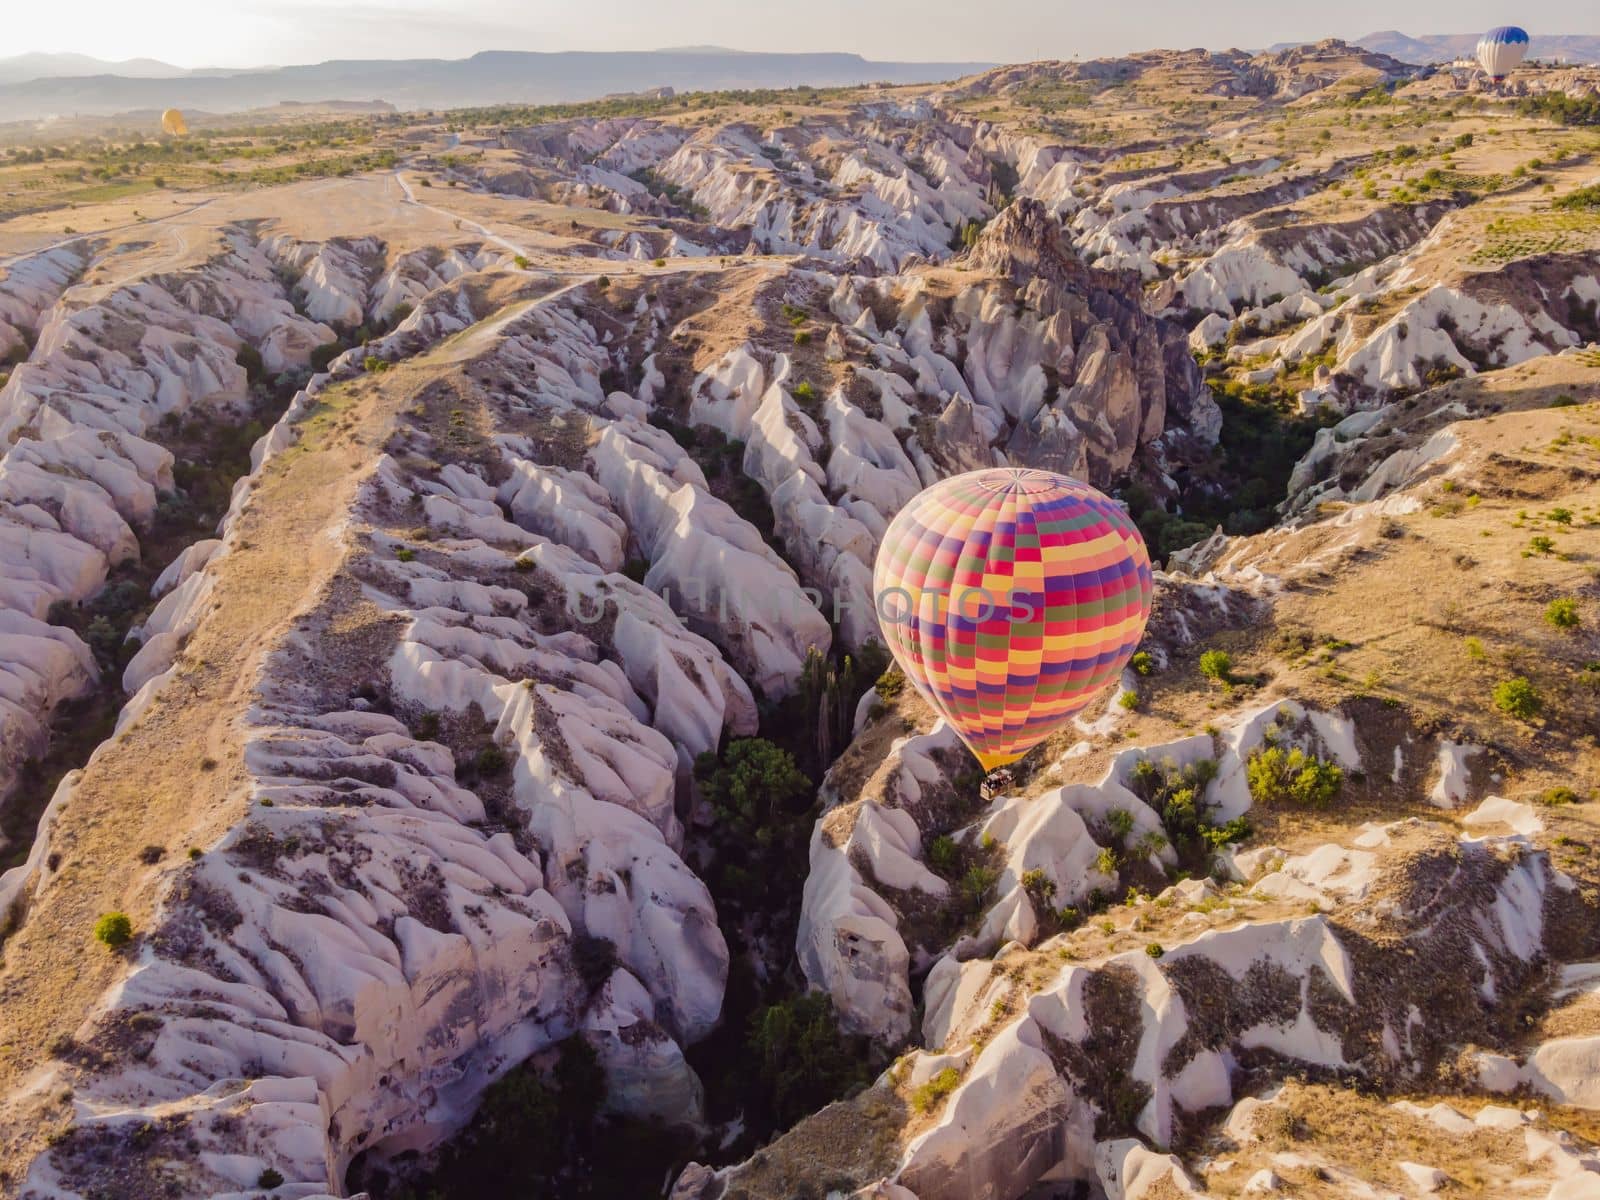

{"left": 652, "top": 257, "right": 667, "bottom": 267}
{"left": 1539, "top": 787, "right": 1580, "bottom": 807}
{"left": 1546, "top": 597, "right": 1581, "bottom": 630}
{"left": 1129, "top": 756, "right": 1229, "bottom": 862}
{"left": 1549, "top": 508, "right": 1574, "bottom": 525}
{"left": 1118, "top": 690, "right": 1141, "bottom": 711}
{"left": 1464, "top": 636, "right": 1486, "bottom": 659}
{"left": 94, "top": 912, "right": 133, "bottom": 948}
{"left": 911, "top": 1067, "right": 962, "bottom": 1113}
{"left": 474, "top": 745, "right": 508, "bottom": 775}
{"left": 1130, "top": 651, "right": 1154, "bottom": 676}
{"left": 1106, "top": 808, "right": 1136, "bottom": 844}
{"left": 309, "top": 341, "right": 343, "bottom": 372}
{"left": 257, "top": 1168, "right": 285, "bottom": 1190}
{"left": 792, "top": 380, "right": 817, "bottom": 402}
{"left": 1198, "top": 649, "right": 1233, "bottom": 683}
{"left": 571, "top": 934, "right": 618, "bottom": 993}
{"left": 621, "top": 557, "right": 649, "bottom": 583}
{"left": 793, "top": 330, "right": 811, "bottom": 345}
{"left": 1094, "top": 846, "right": 1120, "bottom": 876}
{"left": 362, "top": 354, "right": 389, "bottom": 374}
{"left": 396, "top": 547, "right": 415, "bottom": 562}
{"left": 188, "top": 847, "right": 203, "bottom": 860}
{"left": 513, "top": 254, "right": 530, "bottom": 269}
{"left": 1528, "top": 535, "right": 1556, "bottom": 555}
{"left": 1550, "top": 394, "right": 1578, "bottom": 408}
{"left": 1246, "top": 746, "right": 1343, "bottom": 809}
{"left": 1202, "top": 816, "right": 1253, "bottom": 849}
{"left": 1145, "top": 943, "right": 1165, "bottom": 959}
{"left": 1493, "top": 676, "right": 1542, "bottom": 720}
{"left": 961, "top": 865, "right": 998, "bottom": 907}
{"left": 874, "top": 666, "right": 905, "bottom": 702}
{"left": 1021, "top": 867, "right": 1057, "bottom": 902}
{"left": 596, "top": 275, "right": 611, "bottom": 288}
{"left": 1554, "top": 184, "right": 1600, "bottom": 211}
{"left": 234, "top": 343, "right": 265, "bottom": 383}
{"left": 927, "top": 834, "right": 959, "bottom": 874}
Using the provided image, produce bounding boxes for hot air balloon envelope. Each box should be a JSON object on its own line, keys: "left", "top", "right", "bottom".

{"left": 1477, "top": 26, "right": 1529, "bottom": 80}
{"left": 872, "top": 468, "right": 1153, "bottom": 771}
{"left": 160, "top": 108, "right": 188, "bottom": 136}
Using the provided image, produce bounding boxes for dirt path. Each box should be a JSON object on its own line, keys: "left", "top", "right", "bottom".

{"left": 0, "top": 379, "right": 383, "bottom": 1177}
{"left": 0, "top": 275, "right": 591, "bottom": 1185}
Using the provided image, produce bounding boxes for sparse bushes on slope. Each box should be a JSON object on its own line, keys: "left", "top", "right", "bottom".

{"left": 1128, "top": 755, "right": 1249, "bottom": 871}
{"left": 1555, "top": 184, "right": 1600, "bottom": 210}
{"left": 1519, "top": 92, "right": 1600, "bottom": 127}
{"left": 911, "top": 1067, "right": 961, "bottom": 1113}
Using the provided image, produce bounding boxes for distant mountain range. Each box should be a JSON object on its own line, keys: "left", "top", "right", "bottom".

{"left": 1354, "top": 31, "right": 1600, "bottom": 65}
{"left": 0, "top": 52, "right": 187, "bottom": 85}
{"left": 0, "top": 49, "right": 992, "bottom": 124}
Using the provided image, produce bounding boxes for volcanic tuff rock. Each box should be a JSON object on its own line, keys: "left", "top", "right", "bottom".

{"left": 1, "top": 43, "right": 1599, "bottom": 1200}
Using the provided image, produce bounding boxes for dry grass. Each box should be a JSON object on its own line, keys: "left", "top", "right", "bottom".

{"left": 720, "top": 1084, "right": 910, "bottom": 1200}
{"left": 0, "top": 379, "right": 382, "bottom": 1178}
{"left": 1197, "top": 1081, "right": 1552, "bottom": 1197}
{"left": 0, "top": 275, "right": 594, "bottom": 1186}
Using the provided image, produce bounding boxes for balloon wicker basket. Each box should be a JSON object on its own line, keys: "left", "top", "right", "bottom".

{"left": 980, "top": 764, "right": 1015, "bottom": 799}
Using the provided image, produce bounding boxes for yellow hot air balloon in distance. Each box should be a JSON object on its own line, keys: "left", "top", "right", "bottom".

{"left": 160, "top": 108, "right": 188, "bottom": 137}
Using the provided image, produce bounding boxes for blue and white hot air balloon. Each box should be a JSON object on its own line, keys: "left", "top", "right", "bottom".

{"left": 1476, "top": 26, "right": 1530, "bottom": 82}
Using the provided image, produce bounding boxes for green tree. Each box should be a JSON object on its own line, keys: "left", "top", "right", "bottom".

{"left": 746, "top": 991, "right": 874, "bottom": 1128}
{"left": 94, "top": 912, "right": 132, "bottom": 948}
{"left": 1245, "top": 746, "right": 1343, "bottom": 808}
{"left": 1493, "top": 677, "right": 1542, "bottom": 721}
{"left": 1199, "top": 649, "right": 1233, "bottom": 683}
{"left": 697, "top": 738, "right": 810, "bottom": 837}
{"left": 1546, "top": 598, "right": 1581, "bottom": 630}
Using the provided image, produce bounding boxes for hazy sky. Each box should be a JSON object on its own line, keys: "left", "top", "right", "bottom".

{"left": 12, "top": 0, "right": 1600, "bottom": 69}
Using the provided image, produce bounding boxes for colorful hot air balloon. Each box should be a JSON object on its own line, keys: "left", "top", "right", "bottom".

{"left": 160, "top": 108, "right": 188, "bottom": 136}
{"left": 872, "top": 467, "right": 1153, "bottom": 771}
{"left": 1476, "top": 27, "right": 1530, "bottom": 82}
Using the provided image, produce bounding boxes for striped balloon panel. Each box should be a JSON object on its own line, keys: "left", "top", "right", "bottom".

{"left": 873, "top": 468, "right": 1153, "bottom": 770}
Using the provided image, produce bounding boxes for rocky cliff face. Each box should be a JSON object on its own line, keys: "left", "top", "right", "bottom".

{"left": 0, "top": 231, "right": 337, "bottom": 824}
{"left": 685, "top": 396, "right": 1600, "bottom": 1200}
